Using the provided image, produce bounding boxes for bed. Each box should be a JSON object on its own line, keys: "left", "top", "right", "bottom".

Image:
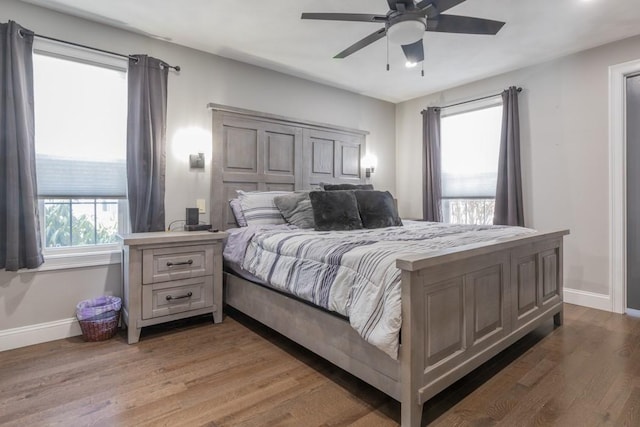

{"left": 208, "top": 104, "right": 568, "bottom": 427}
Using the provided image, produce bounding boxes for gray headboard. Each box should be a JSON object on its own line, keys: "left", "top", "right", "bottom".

{"left": 207, "top": 104, "right": 369, "bottom": 230}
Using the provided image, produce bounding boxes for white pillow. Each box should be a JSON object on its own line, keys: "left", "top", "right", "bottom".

{"left": 228, "top": 199, "right": 247, "bottom": 227}
{"left": 236, "top": 190, "right": 290, "bottom": 225}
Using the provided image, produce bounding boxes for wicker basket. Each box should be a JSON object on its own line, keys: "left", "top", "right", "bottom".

{"left": 78, "top": 310, "right": 121, "bottom": 341}
{"left": 76, "top": 296, "right": 122, "bottom": 342}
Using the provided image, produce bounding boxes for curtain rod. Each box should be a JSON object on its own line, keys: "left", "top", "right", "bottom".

{"left": 19, "top": 29, "right": 181, "bottom": 71}
{"left": 437, "top": 87, "right": 522, "bottom": 110}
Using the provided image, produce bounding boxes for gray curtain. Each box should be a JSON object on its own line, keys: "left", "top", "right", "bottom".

{"left": 0, "top": 21, "right": 44, "bottom": 271}
{"left": 127, "top": 55, "right": 168, "bottom": 233}
{"left": 422, "top": 107, "right": 443, "bottom": 222}
{"left": 494, "top": 86, "right": 524, "bottom": 226}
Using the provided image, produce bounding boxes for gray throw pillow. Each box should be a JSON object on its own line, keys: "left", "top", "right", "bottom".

{"left": 309, "top": 191, "right": 363, "bottom": 231}
{"left": 355, "top": 190, "right": 403, "bottom": 229}
{"left": 274, "top": 192, "right": 316, "bottom": 229}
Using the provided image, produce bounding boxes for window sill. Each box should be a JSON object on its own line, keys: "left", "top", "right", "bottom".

{"left": 18, "top": 248, "right": 122, "bottom": 274}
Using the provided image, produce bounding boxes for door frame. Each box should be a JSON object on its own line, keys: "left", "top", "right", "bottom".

{"left": 609, "top": 58, "right": 640, "bottom": 314}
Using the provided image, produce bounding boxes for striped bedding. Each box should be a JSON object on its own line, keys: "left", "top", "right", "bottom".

{"left": 240, "top": 221, "right": 535, "bottom": 359}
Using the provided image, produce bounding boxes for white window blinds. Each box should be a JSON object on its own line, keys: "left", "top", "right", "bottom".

{"left": 35, "top": 156, "right": 126, "bottom": 198}
{"left": 441, "top": 104, "right": 503, "bottom": 198}
{"left": 33, "top": 51, "right": 127, "bottom": 198}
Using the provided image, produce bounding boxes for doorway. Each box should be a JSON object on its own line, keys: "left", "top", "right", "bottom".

{"left": 627, "top": 74, "right": 640, "bottom": 311}
{"left": 610, "top": 59, "right": 640, "bottom": 314}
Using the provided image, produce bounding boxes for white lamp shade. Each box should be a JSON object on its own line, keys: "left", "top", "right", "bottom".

{"left": 387, "top": 20, "right": 425, "bottom": 45}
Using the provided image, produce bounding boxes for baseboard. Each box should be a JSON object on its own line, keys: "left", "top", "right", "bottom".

{"left": 0, "top": 289, "right": 614, "bottom": 352}
{"left": 0, "top": 317, "right": 82, "bottom": 352}
{"left": 563, "top": 288, "right": 612, "bottom": 312}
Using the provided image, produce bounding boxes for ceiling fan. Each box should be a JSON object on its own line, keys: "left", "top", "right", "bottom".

{"left": 301, "top": 0, "right": 505, "bottom": 69}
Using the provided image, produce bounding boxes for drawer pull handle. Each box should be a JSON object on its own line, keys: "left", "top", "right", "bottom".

{"left": 166, "top": 292, "right": 193, "bottom": 301}
{"left": 166, "top": 259, "right": 193, "bottom": 267}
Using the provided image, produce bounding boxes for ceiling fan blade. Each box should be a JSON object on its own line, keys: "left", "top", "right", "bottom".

{"left": 334, "top": 28, "right": 387, "bottom": 59}
{"left": 301, "top": 13, "right": 387, "bottom": 23}
{"left": 427, "top": 15, "right": 505, "bottom": 35}
{"left": 432, "top": 0, "right": 467, "bottom": 14}
{"left": 388, "top": 0, "right": 414, "bottom": 11}
{"left": 416, "top": 0, "right": 466, "bottom": 17}
{"left": 401, "top": 39, "right": 424, "bottom": 63}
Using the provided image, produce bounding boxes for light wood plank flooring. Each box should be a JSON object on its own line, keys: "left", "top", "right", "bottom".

{"left": 1, "top": 304, "right": 640, "bottom": 426}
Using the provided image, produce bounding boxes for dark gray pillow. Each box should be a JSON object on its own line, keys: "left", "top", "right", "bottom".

{"left": 355, "top": 190, "right": 403, "bottom": 229}
{"left": 309, "top": 191, "right": 363, "bottom": 231}
{"left": 321, "top": 183, "right": 374, "bottom": 191}
{"left": 274, "top": 192, "right": 316, "bottom": 229}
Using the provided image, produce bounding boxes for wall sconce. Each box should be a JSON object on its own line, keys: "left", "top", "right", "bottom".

{"left": 362, "top": 153, "right": 378, "bottom": 178}
{"left": 189, "top": 153, "right": 205, "bottom": 169}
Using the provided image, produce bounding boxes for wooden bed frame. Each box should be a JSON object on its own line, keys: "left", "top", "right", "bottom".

{"left": 208, "top": 104, "right": 568, "bottom": 427}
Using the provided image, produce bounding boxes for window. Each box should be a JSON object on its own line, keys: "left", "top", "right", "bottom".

{"left": 33, "top": 40, "right": 128, "bottom": 253}
{"left": 441, "top": 102, "right": 503, "bottom": 224}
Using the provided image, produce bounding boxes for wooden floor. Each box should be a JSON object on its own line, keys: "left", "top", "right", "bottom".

{"left": 1, "top": 304, "right": 640, "bottom": 426}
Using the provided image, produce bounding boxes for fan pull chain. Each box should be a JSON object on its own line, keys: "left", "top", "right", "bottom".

{"left": 422, "top": 61, "right": 424, "bottom": 77}
{"left": 386, "top": 37, "right": 390, "bottom": 71}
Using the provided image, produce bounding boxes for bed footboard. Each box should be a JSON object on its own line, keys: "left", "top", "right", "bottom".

{"left": 396, "top": 230, "right": 568, "bottom": 427}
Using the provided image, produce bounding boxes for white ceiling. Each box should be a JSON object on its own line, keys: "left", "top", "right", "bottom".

{"left": 22, "top": 0, "right": 640, "bottom": 103}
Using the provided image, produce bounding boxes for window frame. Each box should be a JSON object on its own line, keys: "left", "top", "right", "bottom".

{"left": 440, "top": 96, "right": 503, "bottom": 225}
{"left": 32, "top": 39, "right": 129, "bottom": 269}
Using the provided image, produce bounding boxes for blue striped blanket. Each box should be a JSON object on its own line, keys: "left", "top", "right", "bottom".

{"left": 241, "top": 221, "right": 534, "bottom": 359}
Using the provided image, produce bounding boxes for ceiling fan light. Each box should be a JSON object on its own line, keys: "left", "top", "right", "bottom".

{"left": 405, "top": 61, "right": 418, "bottom": 68}
{"left": 387, "top": 20, "right": 425, "bottom": 45}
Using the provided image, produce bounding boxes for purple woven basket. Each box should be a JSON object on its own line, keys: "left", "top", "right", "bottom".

{"left": 76, "top": 296, "right": 122, "bottom": 341}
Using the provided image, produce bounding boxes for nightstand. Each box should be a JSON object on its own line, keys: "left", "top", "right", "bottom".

{"left": 118, "top": 231, "right": 228, "bottom": 344}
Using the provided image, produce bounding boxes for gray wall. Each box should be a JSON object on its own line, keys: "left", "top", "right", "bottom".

{"left": 627, "top": 74, "right": 640, "bottom": 310}
{"left": 396, "top": 34, "right": 640, "bottom": 298}
{"left": 0, "top": 0, "right": 396, "bottom": 333}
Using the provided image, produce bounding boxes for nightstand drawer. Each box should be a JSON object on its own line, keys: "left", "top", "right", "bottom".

{"left": 142, "top": 244, "right": 214, "bottom": 284}
{"left": 142, "top": 276, "right": 213, "bottom": 319}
